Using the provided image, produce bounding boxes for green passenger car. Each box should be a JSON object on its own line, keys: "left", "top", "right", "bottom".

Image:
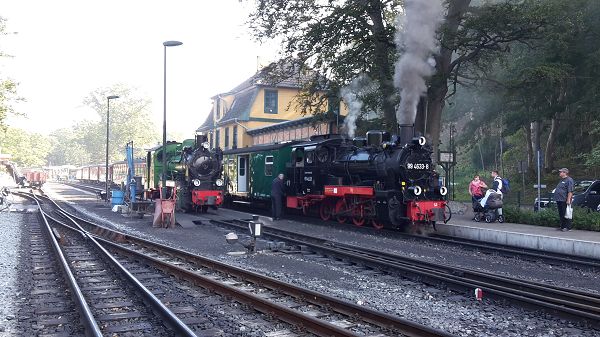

{"left": 222, "top": 141, "right": 299, "bottom": 204}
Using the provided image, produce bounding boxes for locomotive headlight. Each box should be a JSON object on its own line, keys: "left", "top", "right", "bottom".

{"left": 215, "top": 178, "right": 224, "bottom": 187}
{"left": 439, "top": 186, "right": 448, "bottom": 196}
{"left": 412, "top": 136, "right": 427, "bottom": 146}
{"left": 202, "top": 142, "right": 210, "bottom": 149}
{"left": 192, "top": 179, "right": 201, "bottom": 187}
{"left": 410, "top": 185, "right": 423, "bottom": 196}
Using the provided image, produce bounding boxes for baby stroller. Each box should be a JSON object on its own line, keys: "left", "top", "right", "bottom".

{"left": 482, "top": 191, "right": 504, "bottom": 223}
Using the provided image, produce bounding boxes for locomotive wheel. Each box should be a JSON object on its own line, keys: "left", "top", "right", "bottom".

{"left": 371, "top": 219, "right": 384, "bottom": 230}
{"left": 352, "top": 216, "right": 365, "bottom": 226}
{"left": 335, "top": 199, "right": 348, "bottom": 224}
{"left": 351, "top": 204, "right": 365, "bottom": 226}
{"left": 319, "top": 200, "right": 333, "bottom": 221}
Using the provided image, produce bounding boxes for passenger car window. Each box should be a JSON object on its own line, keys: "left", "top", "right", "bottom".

{"left": 265, "top": 156, "right": 274, "bottom": 176}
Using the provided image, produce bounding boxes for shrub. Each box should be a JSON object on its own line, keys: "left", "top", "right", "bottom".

{"left": 504, "top": 205, "right": 600, "bottom": 231}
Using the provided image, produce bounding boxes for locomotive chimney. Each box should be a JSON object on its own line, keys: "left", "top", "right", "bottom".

{"left": 398, "top": 124, "right": 414, "bottom": 146}
{"left": 195, "top": 133, "right": 208, "bottom": 148}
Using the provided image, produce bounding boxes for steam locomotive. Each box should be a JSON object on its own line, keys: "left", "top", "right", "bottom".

{"left": 223, "top": 127, "right": 450, "bottom": 229}
{"left": 181, "top": 134, "right": 224, "bottom": 212}
{"left": 286, "top": 128, "right": 449, "bottom": 228}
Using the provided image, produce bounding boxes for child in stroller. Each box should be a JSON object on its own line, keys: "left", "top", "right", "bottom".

{"left": 474, "top": 190, "right": 504, "bottom": 223}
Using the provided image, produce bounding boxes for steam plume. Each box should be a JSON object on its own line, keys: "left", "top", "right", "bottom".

{"left": 340, "top": 75, "right": 373, "bottom": 138}
{"left": 394, "top": 0, "right": 444, "bottom": 125}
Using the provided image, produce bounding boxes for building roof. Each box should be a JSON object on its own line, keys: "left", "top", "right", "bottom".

{"left": 198, "top": 61, "right": 322, "bottom": 132}
{"left": 246, "top": 115, "right": 345, "bottom": 135}
{"left": 215, "top": 62, "right": 315, "bottom": 98}
{"left": 216, "top": 88, "right": 259, "bottom": 125}
{"left": 196, "top": 110, "right": 215, "bottom": 132}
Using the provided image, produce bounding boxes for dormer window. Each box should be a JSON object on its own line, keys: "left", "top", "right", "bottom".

{"left": 216, "top": 99, "right": 221, "bottom": 119}
{"left": 264, "top": 89, "right": 278, "bottom": 114}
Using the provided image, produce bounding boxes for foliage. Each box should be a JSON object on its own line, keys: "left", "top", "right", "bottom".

{"left": 504, "top": 206, "right": 600, "bottom": 231}
{"left": 0, "top": 127, "right": 52, "bottom": 167}
{"left": 0, "top": 17, "right": 23, "bottom": 130}
{"left": 81, "top": 85, "right": 160, "bottom": 163}
{"left": 45, "top": 85, "right": 160, "bottom": 166}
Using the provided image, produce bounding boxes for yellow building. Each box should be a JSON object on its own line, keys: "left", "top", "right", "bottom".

{"left": 196, "top": 68, "right": 345, "bottom": 149}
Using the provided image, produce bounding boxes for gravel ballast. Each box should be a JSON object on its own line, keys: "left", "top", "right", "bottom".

{"left": 43, "top": 183, "right": 600, "bottom": 337}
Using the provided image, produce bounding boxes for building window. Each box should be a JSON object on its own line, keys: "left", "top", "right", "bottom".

{"left": 264, "top": 89, "right": 278, "bottom": 114}
{"left": 265, "top": 156, "right": 274, "bottom": 176}
{"left": 215, "top": 129, "right": 220, "bottom": 149}
{"left": 216, "top": 99, "right": 221, "bottom": 119}
{"left": 232, "top": 126, "right": 238, "bottom": 149}
{"left": 328, "top": 95, "right": 340, "bottom": 116}
{"left": 224, "top": 127, "right": 229, "bottom": 149}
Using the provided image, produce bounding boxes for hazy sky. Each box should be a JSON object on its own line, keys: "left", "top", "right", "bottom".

{"left": 1, "top": 0, "right": 279, "bottom": 137}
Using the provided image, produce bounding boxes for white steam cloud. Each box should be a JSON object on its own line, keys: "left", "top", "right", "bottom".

{"left": 340, "top": 75, "right": 374, "bottom": 138}
{"left": 394, "top": 0, "right": 445, "bottom": 125}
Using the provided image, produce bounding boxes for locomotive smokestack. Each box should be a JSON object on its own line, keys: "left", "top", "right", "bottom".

{"left": 398, "top": 124, "right": 414, "bottom": 146}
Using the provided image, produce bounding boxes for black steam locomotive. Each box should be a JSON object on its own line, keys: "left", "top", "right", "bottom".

{"left": 285, "top": 128, "right": 450, "bottom": 229}
{"left": 181, "top": 134, "right": 224, "bottom": 212}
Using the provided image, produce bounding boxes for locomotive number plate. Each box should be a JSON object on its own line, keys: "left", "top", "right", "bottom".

{"left": 407, "top": 163, "right": 430, "bottom": 170}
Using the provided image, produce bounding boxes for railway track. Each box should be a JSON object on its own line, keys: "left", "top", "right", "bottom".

{"left": 209, "top": 216, "right": 600, "bottom": 325}
{"left": 22, "top": 191, "right": 197, "bottom": 337}
{"left": 25, "top": 191, "right": 455, "bottom": 337}
{"left": 227, "top": 202, "right": 600, "bottom": 270}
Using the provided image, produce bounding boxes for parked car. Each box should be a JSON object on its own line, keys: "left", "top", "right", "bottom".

{"left": 572, "top": 180, "right": 600, "bottom": 210}
{"left": 534, "top": 189, "right": 556, "bottom": 212}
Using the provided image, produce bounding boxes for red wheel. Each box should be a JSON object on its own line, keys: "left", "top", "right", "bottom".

{"left": 352, "top": 216, "right": 365, "bottom": 226}
{"left": 335, "top": 199, "right": 348, "bottom": 224}
{"left": 371, "top": 218, "right": 384, "bottom": 230}
{"left": 352, "top": 204, "right": 365, "bottom": 226}
{"left": 319, "top": 200, "right": 333, "bottom": 221}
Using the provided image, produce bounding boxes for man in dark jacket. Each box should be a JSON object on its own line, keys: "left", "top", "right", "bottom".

{"left": 271, "top": 173, "right": 285, "bottom": 220}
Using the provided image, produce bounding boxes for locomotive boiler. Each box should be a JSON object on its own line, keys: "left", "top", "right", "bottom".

{"left": 286, "top": 129, "right": 449, "bottom": 229}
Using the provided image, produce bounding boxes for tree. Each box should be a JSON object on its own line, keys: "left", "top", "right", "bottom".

{"left": 248, "top": 0, "right": 558, "bottom": 159}
{"left": 0, "top": 17, "right": 23, "bottom": 131}
{"left": 82, "top": 85, "right": 160, "bottom": 163}
{"left": 0, "top": 127, "right": 52, "bottom": 167}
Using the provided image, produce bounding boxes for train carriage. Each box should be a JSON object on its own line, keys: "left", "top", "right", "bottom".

{"left": 222, "top": 141, "right": 300, "bottom": 205}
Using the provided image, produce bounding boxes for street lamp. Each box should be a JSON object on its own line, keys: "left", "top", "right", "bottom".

{"left": 162, "top": 40, "right": 183, "bottom": 190}
{"left": 106, "top": 95, "right": 120, "bottom": 203}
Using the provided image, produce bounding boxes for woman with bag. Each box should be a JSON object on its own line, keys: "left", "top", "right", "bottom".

{"left": 554, "top": 168, "right": 574, "bottom": 231}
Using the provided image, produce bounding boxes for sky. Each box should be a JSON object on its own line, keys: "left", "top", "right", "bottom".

{"left": 1, "top": 0, "right": 279, "bottom": 137}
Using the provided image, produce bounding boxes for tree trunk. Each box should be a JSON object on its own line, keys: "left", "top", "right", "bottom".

{"left": 544, "top": 114, "right": 559, "bottom": 172}
{"left": 365, "top": 0, "right": 396, "bottom": 131}
{"left": 416, "top": 0, "right": 471, "bottom": 163}
{"left": 531, "top": 120, "right": 542, "bottom": 174}
{"left": 523, "top": 124, "right": 533, "bottom": 170}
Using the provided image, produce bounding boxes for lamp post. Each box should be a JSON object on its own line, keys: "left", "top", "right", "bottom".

{"left": 162, "top": 40, "right": 183, "bottom": 190}
{"left": 106, "top": 95, "right": 120, "bottom": 202}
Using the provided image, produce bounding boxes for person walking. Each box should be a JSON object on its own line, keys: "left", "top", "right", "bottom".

{"left": 554, "top": 168, "right": 574, "bottom": 231}
{"left": 271, "top": 173, "right": 285, "bottom": 220}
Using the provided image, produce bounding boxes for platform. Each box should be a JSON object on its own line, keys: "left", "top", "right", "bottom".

{"left": 442, "top": 210, "right": 600, "bottom": 259}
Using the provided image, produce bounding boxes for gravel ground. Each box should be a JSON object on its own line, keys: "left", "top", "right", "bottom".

{"left": 0, "top": 202, "right": 28, "bottom": 334}
{"left": 44, "top": 183, "right": 600, "bottom": 337}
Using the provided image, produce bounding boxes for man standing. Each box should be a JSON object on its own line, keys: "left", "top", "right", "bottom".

{"left": 554, "top": 168, "right": 574, "bottom": 231}
{"left": 271, "top": 173, "right": 285, "bottom": 220}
